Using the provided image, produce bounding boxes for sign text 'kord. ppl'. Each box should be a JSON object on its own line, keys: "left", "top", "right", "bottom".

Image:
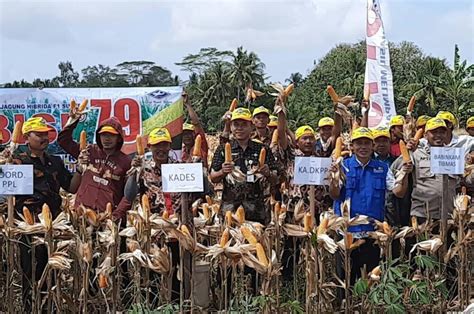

{"left": 0, "top": 165, "right": 34, "bottom": 195}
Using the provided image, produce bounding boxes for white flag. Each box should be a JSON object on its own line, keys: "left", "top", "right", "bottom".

{"left": 364, "top": 0, "right": 397, "bottom": 128}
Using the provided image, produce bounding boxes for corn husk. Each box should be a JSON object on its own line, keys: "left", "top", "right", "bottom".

{"left": 106, "top": 202, "right": 113, "bottom": 218}
{"left": 181, "top": 224, "right": 192, "bottom": 237}
{"left": 98, "top": 273, "right": 108, "bottom": 288}
{"left": 206, "top": 195, "right": 213, "bottom": 205}
{"left": 202, "top": 203, "right": 210, "bottom": 219}
{"left": 410, "top": 237, "right": 443, "bottom": 254}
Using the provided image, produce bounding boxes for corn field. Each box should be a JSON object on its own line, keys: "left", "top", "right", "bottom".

{"left": 0, "top": 186, "right": 472, "bottom": 313}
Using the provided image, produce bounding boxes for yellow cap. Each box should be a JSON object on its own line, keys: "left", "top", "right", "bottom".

{"left": 425, "top": 117, "right": 447, "bottom": 132}
{"left": 467, "top": 116, "right": 474, "bottom": 129}
{"left": 371, "top": 126, "right": 390, "bottom": 139}
{"left": 436, "top": 111, "right": 457, "bottom": 126}
{"left": 295, "top": 125, "right": 315, "bottom": 140}
{"left": 98, "top": 125, "right": 119, "bottom": 135}
{"left": 252, "top": 106, "right": 271, "bottom": 117}
{"left": 318, "top": 117, "right": 335, "bottom": 128}
{"left": 183, "top": 123, "right": 195, "bottom": 131}
{"left": 390, "top": 115, "right": 405, "bottom": 127}
{"left": 148, "top": 127, "right": 172, "bottom": 145}
{"left": 231, "top": 108, "right": 252, "bottom": 121}
{"left": 416, "top": 115, "right": 431, "bottom": 127}
{"left": 22, "top": 117, "right": 54, "bottom": 134}
{"left": 268, "top": 115, "right": 278, "bottom": 127}
{"left": 351, "top": 127, "right": 374, "bottom": 141}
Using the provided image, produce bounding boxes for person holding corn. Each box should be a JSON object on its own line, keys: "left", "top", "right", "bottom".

{"left": 251, "top": 106, "right": 273, "bottom": 146}
{"left": 210, "top": 107, "right": 277, "bottom": 225}
{"left": 389, "top": 115, "right": 405, "bottom": 158}
{"left": 416, "top": 115, "right": 431, "bottom": 132}
{"left": 314, "top": 115, "right": 342, "bottom": 158}
{"left": 13, "top": 117, "right": 81, "bottom": 311}
{"left": 466, "top": 116, "right": 474, "bottom": 137}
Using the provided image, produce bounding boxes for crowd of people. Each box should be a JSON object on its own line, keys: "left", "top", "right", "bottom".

{"left": 4, "top": 92, "right": 474, "bottom": 308}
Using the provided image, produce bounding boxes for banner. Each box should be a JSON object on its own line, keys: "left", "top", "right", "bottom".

{"left": 0, "top": 87, "right": 183, "bottom": 170}
{"left": 364, "top": 0, "right": 397, "bottom": 128}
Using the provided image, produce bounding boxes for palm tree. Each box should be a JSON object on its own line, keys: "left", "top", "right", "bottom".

{"left": 438, "top": 45, "right": 474, "bottom": 112}
{"left": 229, "top": 46, "right": 266, "bottom": 99}
{"left": 285, "top": 72, "right": 304, "bottom": 87}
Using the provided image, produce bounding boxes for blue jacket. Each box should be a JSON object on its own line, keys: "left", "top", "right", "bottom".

{"left": 334, "top": 155, "right": 388, "bottom": 232}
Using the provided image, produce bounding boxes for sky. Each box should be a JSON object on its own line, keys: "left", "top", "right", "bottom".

{"left": 0, "top": 0, "right": 472, "bottom": 85}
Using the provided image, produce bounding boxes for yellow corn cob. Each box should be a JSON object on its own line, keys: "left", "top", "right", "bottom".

{"left": 70, "top": 99, "right": 77, "bottom": 112}
{"left": 106, "top": 202, "right": 113, "bottom": 217}
{"left": 142, "top": 194, "right": 150, "bottom": 217}
{"left": 79, "top": 130, "right": 87, "bottom": 151}
{"left": 193, "top": 135, "right": 202, "bottom": 157}
{"left": 136, "top": 135, "right": 144, "bottom": 156}
{"left": 203, "top": 203, "right": 210, "bottom": 219}
{"left": 206, "top": 195, "right": 213, "bottom": 205}
{"left": 12, "top": 121, "right": 22, "bottom": 144}
{"left": 23, "top": 206, "right": 34, "bottom": 225}
{"left": 407, "top": 96, "right": 416, "bottom": 113}
{"left": 251, "top": 91, "right": 257, "bottom": 100}
{"left": 411, "top": 216, "right": 418, "bottom": 229}
{"left": 334, "top": 137, "right": 343, "bottom": 159}
{"left": 462, "top": 195, "right": 469, "bottom": 212}
{"left": 317, "top": 217, "right": 329, "bottom": 235}
{"left": 241, "top": 226, "right": 257, "bottom": 245}
{"left": 225, "top": 142, "right": 232, "bottom": 163}
{"left": 345, "top": 232, "right": 353, "bottom": 250}
{"left": 220, "top": 228, "right": 230, "bottom": 247}
{"left": 414, "top": 128, "right": 424, "bottom": 143}
{"left": 229, "top": 98, "right": 238, "bottom": 112}
{"left": 271, "top": 129, "right": 279, "bottom": 146}
{"left": 78, "top": 99, "right": 88, "bottom": 112}
{"left": 400, "top": 140, "right": 410, "bottom": 163}
{"left": 42, "top": 203, "right": 52, "bottom": 231}
{"left": 225, "top": 211, "right": 233, "bottom": 227}
{"left": 98, "top": 274, "right": 108, "bottom": 288}
{"left": 382, "top": 221, "right": 391, "bottom": 235}
{"left": 370, "top": 265, "right": 381, "bottom": 277}
{"left": 326, "top": 85, "right": 339, "bottom": 103}
{"left": 258, "top": 147, "right": 266, "bottom": 167}
{"left": 284, "top": 83, "right": 294, "bottom": 96}
{"left": 85, "top": 208, "right": 98, "bottom": 225}
{"left": 303, "top": 213, "right": 313, "bottom": 233}
{"left": 181, "top": 224, "right": 192, "bottom": 237}
{"left": 274, "top": 202, "right": 281, "bottom": 216}
{"left": 256, "top": 243, "right": 269, "bottom": 267}
{"left": 162, "top": 210, "right": 169, "bottom": 219}
{"left": 236, "top": 206, "right": 245, "bottom": 224}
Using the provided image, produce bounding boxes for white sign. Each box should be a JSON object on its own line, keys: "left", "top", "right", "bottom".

{"left": 293, "top": 157, "right": 332, "bottom": 185}
{"left": 430, "top": 147, "right": 465, "bottom": 175}
{"left": 0, "top": 165, "right": 34, "bottom": 195}
{"left": 161, "top": 163, "right": 204, "bottom": 192}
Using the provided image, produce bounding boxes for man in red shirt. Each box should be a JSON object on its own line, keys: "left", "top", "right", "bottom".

{"left": 58, "top": 116, "right": 131, "bottom": 220}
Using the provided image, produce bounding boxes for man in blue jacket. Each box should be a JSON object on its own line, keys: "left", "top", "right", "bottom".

{"left": 329, "top": 127, "right": 404, "bottom": 282}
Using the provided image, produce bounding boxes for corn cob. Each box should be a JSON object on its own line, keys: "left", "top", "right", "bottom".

{"left": 251, "top": 91, "right": 257, "bottom": 100}
{"left": 181, "top": 225, "right": 191, "bottom": 237}
{"left": 284, "top": 83, "right": 294, "bottom": 96}
{"left": 106, "top": 202, "right": 113, "bottom": 217}
{"left": 220, "top": 228, "right": 230, "bottom": 247}
{"left": 23, "top": 206, "right": 34, "bottom": 225}
{"left": 42, "top": 203, "right": 52, "bottom": 230}
{"left": 79, "top": 130, "right": 87, "bottom": 151}
{"left": 271, "top": 129, "right": 279, "bottom": 145}
{"left": 136, "top": 135, "right": 144, "bottom": 156}
{"left": 70, "top": 99, "right": 77, "bottom": 112}
{"left": 203, "top": 203, "right": 210, "bottom": 219}
{"left": 345, "top": 232, "right": 353, "bottom": 250}
{"left": 78, "top": 99, "right": 88, "bottom": 112}
{"left": 225, "top": 211, "right": 233, "bottom": 227}
{"left": 414, "top": 128, "right": 424, "bottom": 142}
{"left": 317, "top": 217, "right": 328, "bottom": 235}
{"left": 274, "top": 202, "right": 281, "bottom": 217}
{"left": 193, "top": 134, "right": 202, "bottom": 157}
{"left": 256, "top": 243, "right": 269, "bottom": 267}
{"left": 229, "top": 98, "right": 238, "bottom": 112}
{"left": 98, "top": 274, "right": 108, "bottom": 288}
{"left": 258, "top": 147, "right": 266, "bottom": 167}
{"left": 241, "top": 226, "right": 258, "bottom": 245}
{"left": 326, "top": 85, "right": 339, "bottom": 103}
{"left": 280, "top": 204, "right": 287, "bottom": 213}
{"left": 303, "top": 213, "right": 313, "bottom": 233}
{"left": 407, "top": 96, "right": 416, "bottom": 113}
{"left": 382, "top": 221, "right": 391, "bottom": 234}
{"left": 334, "top": 137, "right": 343, "bottom": 159}
{"left": 411, "top": 216, "right": 418, "bottom": 229}
{"left": 12, "top": 121, "right": 22, "bottom": 144}
{"left": 224, "top": 142, "right": 232, "bottom": 163}
{"left": 85, "top": 208, "right": 98, "bottom": 225}
{"left": 462, "top": 195, "right": 469, "bottom": 212}
{"left": 162, "top": 210, "right": 169, "bottom": 219}
{"left": 399, "top": 140, "right": 410, "bottom": 163}
{"left": 370, "top": 265, "right": 381, "bottom": 276}
{"left": 236, "top": 205, "right": 245, "bottom": 224}
{"left": 142, "top": 194, "right": 150, "bottom": 217}
{"left": 206, "top": 195, "right": 213, "bottom": 205}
